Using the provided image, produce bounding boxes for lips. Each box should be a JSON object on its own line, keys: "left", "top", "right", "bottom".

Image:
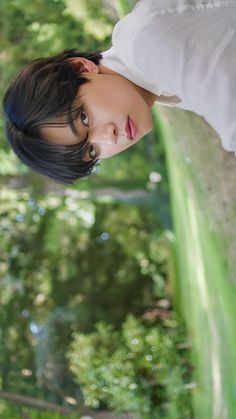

{"left": 125, "top": 117, "right": 137, "bottom": 140}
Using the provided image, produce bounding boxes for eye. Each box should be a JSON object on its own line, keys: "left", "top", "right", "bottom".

{"left": 88, "top": 144, "right": 97, "bottom": 159}
{"left": 80, "top": 108, "right": 89, "bottom": 127}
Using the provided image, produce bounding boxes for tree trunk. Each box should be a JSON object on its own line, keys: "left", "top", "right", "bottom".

{"left": 0, "top": 174, "right": 150, "bottom": 203}
{"left": 0, "top": 390, "right": 133, "bottom": 418}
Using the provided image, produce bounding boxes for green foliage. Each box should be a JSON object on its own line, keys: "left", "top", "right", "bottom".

{"left": 0, "top": 150, "right": 28, "bottom": 176}
{"left": 67, "top": 314, "right": 193, "bottom": 418}
{"left": 0, "top": 187, "right": 180, "bottom": 408}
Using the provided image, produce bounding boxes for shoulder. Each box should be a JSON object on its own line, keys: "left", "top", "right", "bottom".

{"left": 131, "top": 0, "right": 236, "bottom": 16}
{"left": 111, "top": 0, "right": 236, "bottom": 87}
{"left": 111, "top": 1, "right": 172, "bottom": 62}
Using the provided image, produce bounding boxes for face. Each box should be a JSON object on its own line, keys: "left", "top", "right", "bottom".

{"left": 40, "top": 62, "right": 155, "bottom": 160}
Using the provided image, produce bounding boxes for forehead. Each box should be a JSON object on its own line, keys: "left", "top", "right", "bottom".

{"left": 40, "top": 91, "right": 85, "bottom": 145}
{"left": 40, "top": 123, "right": 78, "bottom": 145}
{"left": 40, "top": 100, "right": 84, "bottom": 145}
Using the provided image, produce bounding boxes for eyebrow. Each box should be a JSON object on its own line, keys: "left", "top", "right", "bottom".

{"left": 69, "top": 106, "right": 83, "bottom": 141}
{"left": 68, "top": 102, "right": 91, "bottom": 145}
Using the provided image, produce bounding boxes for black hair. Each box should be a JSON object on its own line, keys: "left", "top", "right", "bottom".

{"left": 2, "top": 48, "right": 104, "bottom": 185}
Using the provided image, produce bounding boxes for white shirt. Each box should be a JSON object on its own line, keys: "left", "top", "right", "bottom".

{"left": 100, "top": 0, "right": 236, "bottom": 155}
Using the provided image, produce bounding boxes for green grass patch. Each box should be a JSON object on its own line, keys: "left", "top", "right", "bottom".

{"left": 152, "top": 106, "right": 236, "bottom": 418}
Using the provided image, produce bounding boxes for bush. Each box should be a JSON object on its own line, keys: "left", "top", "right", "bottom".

{"left": 67, "top": 314, "right": 193, "bottom": 418}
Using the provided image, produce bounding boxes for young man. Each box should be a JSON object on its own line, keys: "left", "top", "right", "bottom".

{"left": 2, "top": 0, "right": 236, "bottom": 184}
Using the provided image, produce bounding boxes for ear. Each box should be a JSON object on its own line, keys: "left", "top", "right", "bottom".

{"left": 67, "top": 57, "right": 99, "bottom": 74}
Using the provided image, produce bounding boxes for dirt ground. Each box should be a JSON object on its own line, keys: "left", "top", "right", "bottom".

{"left": 157, "top": 106, "right": 236, "bottom": 280}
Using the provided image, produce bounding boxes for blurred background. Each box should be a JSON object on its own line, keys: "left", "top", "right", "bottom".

{"left": 1, "top": 1, "right": 236, "bottom": 418}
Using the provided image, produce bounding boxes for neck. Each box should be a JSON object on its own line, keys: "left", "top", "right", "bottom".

{"left": 98, "top": 64, "right": 158, "bottom": 108}
{"left": 135, "top": 85, "right": 158, "bottom": 107}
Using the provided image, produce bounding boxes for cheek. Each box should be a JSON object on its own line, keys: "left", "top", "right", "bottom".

{"left": 99, "top": 143, "right": 131, "bottom": 159}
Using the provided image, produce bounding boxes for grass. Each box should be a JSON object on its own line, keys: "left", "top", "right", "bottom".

{"left": 152, "top": 105, "right": 236, "bottom": 418}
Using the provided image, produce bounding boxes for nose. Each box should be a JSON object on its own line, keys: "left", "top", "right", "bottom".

{"left": 89, "top": 123, "right": 117, "bottom": 145}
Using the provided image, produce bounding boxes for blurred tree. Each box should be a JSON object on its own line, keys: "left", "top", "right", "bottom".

{"left": 67, "top": 314, "right": 193, "bottom": 418}
{"left": 0, "top": 188, "right": 175, "bottom": 407}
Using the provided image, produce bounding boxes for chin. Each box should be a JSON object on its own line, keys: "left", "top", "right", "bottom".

{"left": 145, "top": 114, "right": 154, "bottom": 132}
{"left": 144, "top": 124, "right": 153, "bottom": 136}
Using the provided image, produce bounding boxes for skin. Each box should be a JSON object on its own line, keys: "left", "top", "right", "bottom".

{"left": 40, "top": 57, "right": 159, "bottom": 160}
